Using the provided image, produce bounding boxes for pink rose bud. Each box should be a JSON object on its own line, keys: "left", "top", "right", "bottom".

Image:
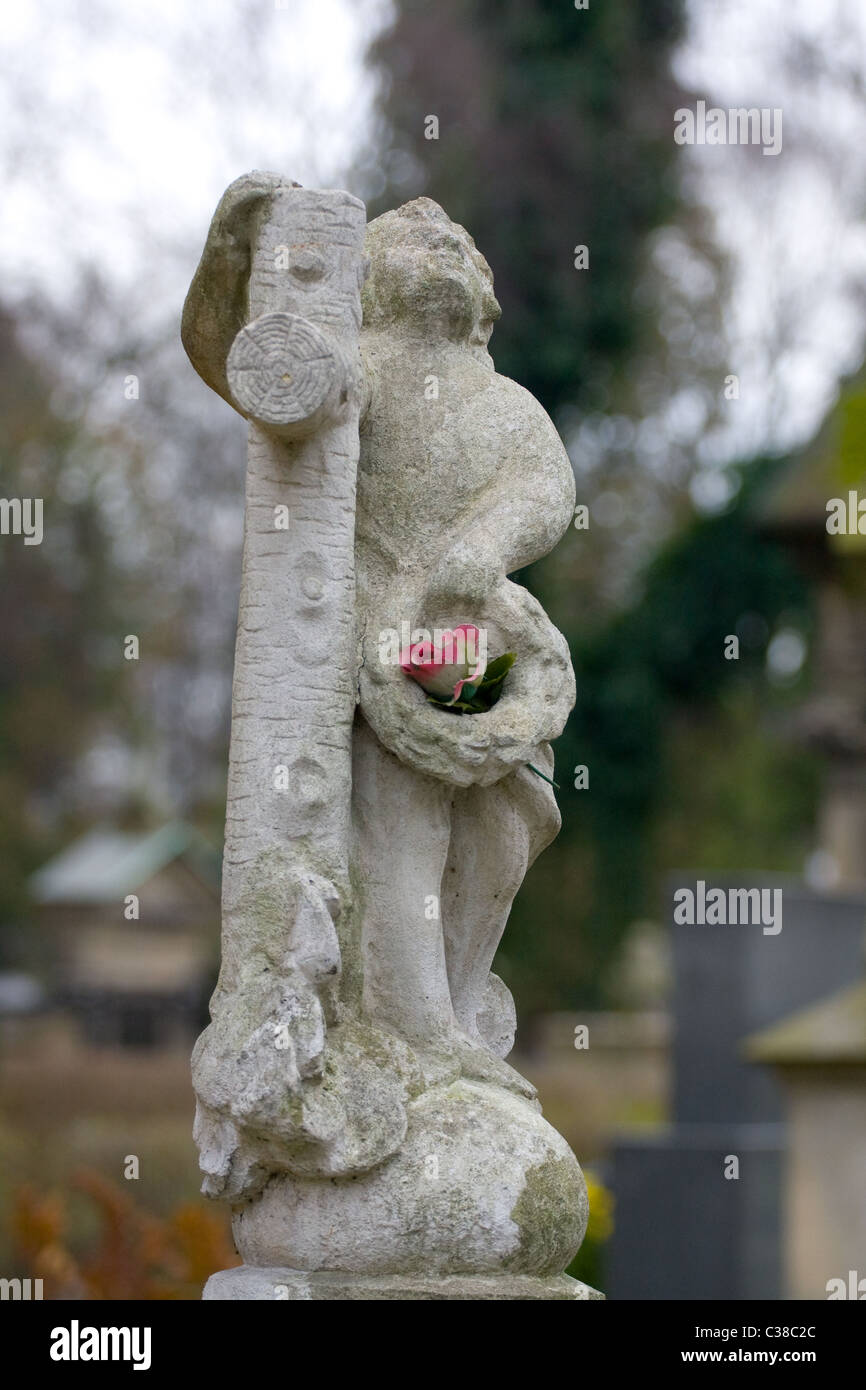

{"left": 400, "top": 624, "right": 487, "bottom": 702}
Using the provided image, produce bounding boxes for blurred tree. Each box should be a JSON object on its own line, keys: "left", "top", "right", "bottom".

{"left": 363, "top": 0, "right": 686, "bottom": 416}
{"left": 504, "top": 459, "right": 817, "bottom": 1007}
{"left": 0, "top": 288, "right": 241, "bottom": 949}
{"left": 0, "top": 308, "right": 132, "bottom": 941}
{"left": 364, "top": 0, "right": 782, "bottom": 1010}
{"left": 0, "top": 0, "right": 374, "bottom": 911}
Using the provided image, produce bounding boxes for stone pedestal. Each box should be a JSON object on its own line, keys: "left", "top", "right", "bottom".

{"left": 230, "top": 1080, "right": 586, "bottom": 1280}
{"left": 204, "top": 1268, "right": 602, "bottom": 1300}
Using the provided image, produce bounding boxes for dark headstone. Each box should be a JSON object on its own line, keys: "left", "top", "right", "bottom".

{"left": 607, "top": 878, "right": 865, "bottom": 1299}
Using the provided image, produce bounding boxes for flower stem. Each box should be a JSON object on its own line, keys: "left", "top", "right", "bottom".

{"left": 526, "top": 762, "right": 560, "bottom": 790}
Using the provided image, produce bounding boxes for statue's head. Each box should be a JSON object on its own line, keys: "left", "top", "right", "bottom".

{"left": 362, "top": 198, "right": 501, "bottom": 350}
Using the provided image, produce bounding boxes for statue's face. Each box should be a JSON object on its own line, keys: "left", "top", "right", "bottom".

{"left": 363, "top": 200, "right": 501, "bottom": 348}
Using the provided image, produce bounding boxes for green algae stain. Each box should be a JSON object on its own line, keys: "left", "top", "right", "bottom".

{"left": 505, "top": 1154, "right": 589, "bottom": 1276}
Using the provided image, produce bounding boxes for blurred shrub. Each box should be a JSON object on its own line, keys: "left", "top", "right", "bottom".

{"left": 11, "top": 1169, "right": 238, "bottom": 1299}
{"left": 566, "top": 1167, "right": 614, "bottom": 1291}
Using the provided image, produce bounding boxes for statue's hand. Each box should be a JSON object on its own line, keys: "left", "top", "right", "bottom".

{"left": 192, "top": 867, "right": 342, "bottom": 1170}
{"left": 358, "top": 656, "right": 496, "bottom": 784}
{"left": 191, "top": 866, "right": 420, "bottom": 1200}
{"left": 359, "top": 581, "right": 574, "bottom": 787}
{"left": 193, "top": 968, "right": 331, "bottom": 1124}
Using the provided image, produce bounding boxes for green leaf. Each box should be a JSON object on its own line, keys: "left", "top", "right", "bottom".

{"left": 478, "top": 652, "right": 516, "bottom": 687}
{"left": 425, "top": 693, "right": 465, "bottom": 714}
{"left": 424, "top": 653, "right": 517, "bottom": 715}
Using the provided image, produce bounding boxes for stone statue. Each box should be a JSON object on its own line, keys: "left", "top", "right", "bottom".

{"left": 182, "top": 173, "right": 601, "bottom": 1300}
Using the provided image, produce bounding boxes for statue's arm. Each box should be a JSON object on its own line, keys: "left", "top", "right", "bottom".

{"left": 181, "top": 170, "right": 300, "bottom": 408}
{"left": 359, "top": 389, "right": 577, "bottom": 787}
{"left": 425, "top": 382, "right": 576, "bottom": 602}
{"left": 360, "top": 580, "right": 573, "bottom": 787}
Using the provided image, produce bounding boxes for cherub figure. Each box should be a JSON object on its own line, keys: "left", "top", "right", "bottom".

{"left": 354, "top": 198, "right": 576, "bottom": 1090}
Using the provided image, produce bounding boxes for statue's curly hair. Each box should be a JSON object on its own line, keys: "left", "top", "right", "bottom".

{"left": 361, "top": 197, "right": 500, "bottom": 336}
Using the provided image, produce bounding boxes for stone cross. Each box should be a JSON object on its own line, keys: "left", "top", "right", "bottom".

{"left": 182, "top": 173, "right": 601, "bottom": 1300}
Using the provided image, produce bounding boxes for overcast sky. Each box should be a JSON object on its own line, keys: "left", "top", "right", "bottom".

{"left": 677, "top": 0, "right": 866, "bottom": 461}
{"left": 0, "top": 0, "right": 388, "bottom": 317}
{"left": 1, "top": 0, "right": 865, "bottom": 467}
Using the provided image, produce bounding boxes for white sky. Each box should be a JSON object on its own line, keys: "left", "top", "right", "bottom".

{"left": 0, "top": 0, "right": 865, "bottom": 467}
{"left": 0, "top": 0, "right": 389, "bottom": 321}
{"left": 676, "top": 0, "right": 866, "bottom": 460}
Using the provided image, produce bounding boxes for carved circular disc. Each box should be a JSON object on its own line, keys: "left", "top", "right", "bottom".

{"left": 227, "top": 311, "right": 338, "bottom": 426}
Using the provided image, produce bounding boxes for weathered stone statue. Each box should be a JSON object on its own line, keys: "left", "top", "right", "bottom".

{"left": 182, "top": 173, "right": 600, "bottom": 1299}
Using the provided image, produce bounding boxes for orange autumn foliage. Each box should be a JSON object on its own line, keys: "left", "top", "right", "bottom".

{"left": 11, "top": 1169, "right": 240, "bottom": 1300}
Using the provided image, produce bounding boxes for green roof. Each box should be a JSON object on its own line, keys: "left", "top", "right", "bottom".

{"left": 756, "top": 371, "right": 866, "bottom": 555}
{"left": 29, "top": 821, "right": 220, "bottom": 904}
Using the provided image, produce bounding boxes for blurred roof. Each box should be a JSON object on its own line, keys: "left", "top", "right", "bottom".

{"left": 745, "top": 980, "right": 866, "bottom": 1066}
{"left": 757, "top": 370, "right": 866, "bottom": 550}
{"left": 29, "top": 821, "right": 220, "bottom": 905}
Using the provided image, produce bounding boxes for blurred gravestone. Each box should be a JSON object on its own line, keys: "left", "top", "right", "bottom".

{"left": 608, "top": 875, "right": 865, "bottom": 1300}
{"left": 746, "top": 979, "right": 866, "bottom": 1299}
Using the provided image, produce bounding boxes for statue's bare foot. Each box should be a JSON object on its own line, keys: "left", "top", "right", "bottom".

{"left": 452, "top": 1030, "right": 538, "bottom": 1102}
{"left": 410, "top": 1032, "right": 535, "bottom": 1101}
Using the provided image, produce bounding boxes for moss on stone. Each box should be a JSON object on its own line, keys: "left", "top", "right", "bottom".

{"left": 505, "top": 1153, "right": 588, "bottom": 1276}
